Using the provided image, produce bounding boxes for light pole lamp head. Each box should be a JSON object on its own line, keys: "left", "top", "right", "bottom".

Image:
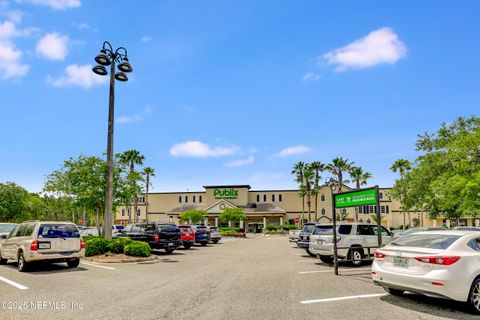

{"left": 118, "top": 57, "right": 133, "bottom": 73}
{"left": 114, "top": 71, "right": 128, "bottom": 82}
{"left": 95, "top": 49, "right": 111, "bottom": 66}
{"left": 92, "top": 64, "right": 108, "bottom": 76}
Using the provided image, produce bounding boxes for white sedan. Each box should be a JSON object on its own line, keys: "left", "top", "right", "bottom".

{"left": 372, "top": 230, "right": 480, "bottom": 314}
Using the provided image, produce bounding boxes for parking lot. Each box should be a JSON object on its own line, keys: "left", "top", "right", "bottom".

{"left": 0, "top": 236, "right": 477, "bottom": 320}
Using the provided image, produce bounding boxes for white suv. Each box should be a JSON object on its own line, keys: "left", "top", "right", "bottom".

{"left": 309, "top": 223, "right": 394, "bottom": 266}
{"left": 0, "top": 221, "right": 85, "bottom": 272}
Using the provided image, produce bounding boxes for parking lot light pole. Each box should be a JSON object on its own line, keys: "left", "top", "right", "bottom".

{"left": 326, "top": 178, "right": 339, "bottom": 275}
{"left": 92, "top": 41, "right": 133, "bottom": 240}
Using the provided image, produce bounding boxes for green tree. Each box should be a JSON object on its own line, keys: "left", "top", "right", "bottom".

{"left": 390, "top": 159, "right": 412, "bottom": 229}
{"left": 219, "top": 208, "right": 246, "bottom": 227}
{"left": 349, "top": 166, "right": 373, "bottom": 222}
{"left": 327, "top": 157, "right": 354, "bottom": 193}
{"left": 291, "top": 162, "right": 306, "bottom": 223}
{"left": 118, "top": 150, "right": 145, "bottom": 223}
{"left": 310, "top": 161, "right": 326, "bottom": 222}
{"left": 179, "top": 209, "right": 206, "bottom": 224}
{"left": 0, "top": 182, "right": 45, "bottom": 222}
{"left": 303, "top": 164, "right": 315, "bottom": 222}
{"left": 142, "top": 167, "right": 155, "bottom": 223}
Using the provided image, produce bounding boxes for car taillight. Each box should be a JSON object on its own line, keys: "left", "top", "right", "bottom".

{"left": 80, "top": 239, "right": 85, "bottom": 249}
{"left": 30, "top": 240, "right": 38, "bottom": 251}
{"left": 154, "top": 234, "right": 159, "bottom": 242}
{"left": 336, "top": 236, "right": 342, "bottom": 243}
{"left": 374, "top": 251, "right": 388, "bottom": 259}
{"left": 414, "top": 256, "right": 461, "bottom": 265}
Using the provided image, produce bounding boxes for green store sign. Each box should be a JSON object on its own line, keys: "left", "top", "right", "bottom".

{"left": 214, "top": 188, "right": 239, "bottom": 199}
{"left": 334, "top": 188, "right": 377, "bottom": 208}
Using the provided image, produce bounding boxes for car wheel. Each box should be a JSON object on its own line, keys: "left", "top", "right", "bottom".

{"left": 384, "top": 287, "right": 404, "bottom": 296}
{"left": 184, "top": 244, "right": 191, "bottom": 249}
{"left": 201, "top": 242, "right": 207, "bottom": 247}
{"left": 213, "top": 239, "right": 219, "bottom": 244}
{"left": 0, "top": 250, "right": 7, "bottom": 265}
{"left": 306, "top": 249, "right": 316, "bottom": 257}
{"left": 17, "top": 252, "right": 28, "bottom": 272}
{"left": 67, "top": 258, "right": 80, "bottom": 268}
{"left": 349, "top": 247, "right": 364, "bottom": 267}
{"left": 165, "top": 249, "right": 174, "bottom": 254}
{"left": 468, "top": 277, "right": 480, "bottom": 314}
{"left": 319, "top": 255, "right": 334, "bottom": 264}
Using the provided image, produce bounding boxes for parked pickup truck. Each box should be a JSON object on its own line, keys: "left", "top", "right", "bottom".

{"left": 296, "top": 222, "right": 317, "bottom": 257}
{"left": 120, "top": 222, "right": 182, "bottom": 254}
{"left": 177, "top": 225, "right": 195, "bottom": 249}
{"left": 288, "top": 229, "right": 301, "bottom": 242}
{"left": 207, "top": 226, "right": 221, "bottom": 244}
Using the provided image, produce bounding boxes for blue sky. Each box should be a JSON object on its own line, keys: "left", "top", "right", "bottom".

{"left": 1, "top": 0, "right": 479, "bottom": 193}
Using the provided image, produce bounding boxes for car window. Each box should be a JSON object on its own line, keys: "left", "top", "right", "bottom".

{"left": 38, "top": 224, "right": 80, "bottom": 238}
{"left": 468, "top": 239, "right": 480, "bottom": 251}
{"left": 116, "top": 225, "right": 125, "bottom": 230}
{"left": 313, "top": 226, "right": 333, "bottom": 235}
{"left": 301, "top": 224, "right": 315, "bottom": 233}
{"left": 0, "top": 224, "right": 17, "bottom": 232}
{"left": 390, "top": 234, "right": 460, "bottom": 249}
{"left": 16, "top": 224, "right": 28, "bottom": 237}
{"left": 338, "top": 225, "right": 352, "bottom": 235}
{"left": 371, "top": 226, "right": 390, "bottom": 236}
{"left": 124, "top": 225, "right": 133, "bottom": 232}
{"left": 9, "top": 225, "right": 19, "bottom": 238}
{"left": 24, "top": 223, "right": 36, "bottom": 237}
{"left": 357, "top": 225, "right": 373, "bottom": 235}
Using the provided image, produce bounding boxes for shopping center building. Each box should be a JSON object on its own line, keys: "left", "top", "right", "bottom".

{"left": 114, "top": 184, "right": 436, "bottom": 230}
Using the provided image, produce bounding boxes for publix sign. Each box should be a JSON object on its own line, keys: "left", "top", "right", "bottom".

{"left": 214, "top": 188, "right": 239, "bottom": 199}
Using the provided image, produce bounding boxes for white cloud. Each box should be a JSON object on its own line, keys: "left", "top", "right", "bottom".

{"left": 73, "top": 22, "right": 97, "bottom": 32}
{"left": 276, "top": 145, "right": 311, "bottom": 157}
{"left": 0, "top": 20, "right": 30, "bottom": 80}
{"left": 302, "top": 71, "right": 321, "bottom": 83}
{"left": 116, "top": 106, "right": 154, "bottom": 125}
{"left": 170, "top": 141, "right": 239, "bottom": 158}
{"left": 46, "top": 64, "right": 107, "bottom": 88}
{"left": 224, "top": 156, "right": 254, "bottom": 168}
{"left": 36, "top": 32, "right": 69, "bottom": 60}
{"left": 140, "top": 36, "right": 152, "bottom": 43}
{"left": 22, "top": 0, "right": 81, "bottom": 10}
{"left": 323, "top": 27, "right": 407, "bottom": 71}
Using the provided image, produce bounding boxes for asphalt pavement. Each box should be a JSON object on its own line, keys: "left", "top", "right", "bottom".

{"left": 0, "top": 236, "right": 477, "bottom": 320}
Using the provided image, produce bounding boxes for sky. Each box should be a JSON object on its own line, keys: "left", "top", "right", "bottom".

{"left": 1, "top": 0, "right": 479, "bottom": 193}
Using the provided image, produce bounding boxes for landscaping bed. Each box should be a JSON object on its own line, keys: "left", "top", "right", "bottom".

{"left": 83, "top": 253, "right": 159, "bottom": 263}
{"left": 83, "top": 236, "right": 152, "bottom": 259}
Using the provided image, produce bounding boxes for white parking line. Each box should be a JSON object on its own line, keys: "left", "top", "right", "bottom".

{"left": 296, "top": 260, "right": 314, "bottom": 263}
{"left": 80, "top": 262, "right": 115, "bottom": 270}
{"left": 300, "top": 293, "right": 387, "bottom": 304}
{"left": 0, "top": 275, "right": 28, "bottom": 290}
{"left": 298, "top": 267, "right": 372, "bottom": 274}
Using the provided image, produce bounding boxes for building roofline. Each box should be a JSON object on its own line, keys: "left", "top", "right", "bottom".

{"left": 203, "top": 185, "right": 251, "bottom": 189}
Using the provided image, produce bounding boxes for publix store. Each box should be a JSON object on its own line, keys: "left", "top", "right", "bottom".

{"left": 115, "top": 184, "right": 400, "bottom": 231}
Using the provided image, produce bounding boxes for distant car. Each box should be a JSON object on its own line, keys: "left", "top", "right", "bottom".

{"left": 309, "top": 223, "right": 394, "bottom": 266}
{"left": 120, "top": 223, "right": 182, "bottom": 254}
{"left": 372, "top": 230, "right": 480, "bottom": 314}
{"left": 177, "top": 225, "right": 195, "bottom": 249}
{"left": 188, "top": 225, "right": 210, "bottom": 246}
{"left": 79, "top": 227, "right": 99, "bottom": 237}
{"left": 112, "top": 224, "right": 125, "bottom": 233}
{"left": 454, "top": 226, "right": 480, "bottom": 231}
{"left": 0, "top": 223, "right": 18, "bottom": 239}
{"left": 394, "top": 227, "right": 444, "bottom": 238}
{"left": 0, "top": 221, "right": 84, "bottom": 271}
{"left": 296, "top": 223, "right": 317, "bottom": 257}
{"left": 207, "top": 226, "right": 221, "bottom": 244}
{"left": 288, "top": 229, "right": 301, "bottom": 242}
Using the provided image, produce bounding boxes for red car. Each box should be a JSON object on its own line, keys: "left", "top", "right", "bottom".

{"left": 178, "top": 225, "right": 195, "bottom": 249}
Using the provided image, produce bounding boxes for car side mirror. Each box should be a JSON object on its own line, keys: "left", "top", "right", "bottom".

{"left": 0, "top": 234, "right": 7, "bottom": 240}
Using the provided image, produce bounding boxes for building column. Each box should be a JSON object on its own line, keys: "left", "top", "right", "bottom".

{"left": 228, "top": 221, "right": 232, "bottom": 227}
{"left": 280, "top": 216, "right": 283, "bottom": 226}
{"left": 204, "top": 217, "right": 209, "bottom": 226}
{"left": 239, "top": 219, "right": 244, "bottom": 229}
{"left": 432, "top": 220, "right": 437, "bottom": 227}
{"left": 263, "top": 216, "right": 267, "bottom": 231}
{"left": 446, "top": 219, "right": 451, "bottom": 229}
{"left": 215, "top": 217, "right": 219, "bottom": 227}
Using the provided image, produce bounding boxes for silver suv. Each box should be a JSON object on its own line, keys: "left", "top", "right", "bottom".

{"left": 309, "top": 223, "right": 394, "bottom": 266}
{"left": 0, "top": 221, "right": 85, "bottom": 272}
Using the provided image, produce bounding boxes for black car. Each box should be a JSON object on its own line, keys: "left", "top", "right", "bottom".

{"left": 296, "top": 222, "right": 317, "bottom": 257}
{"left": 120, "top": 222, "right": 182, "bottom": 254}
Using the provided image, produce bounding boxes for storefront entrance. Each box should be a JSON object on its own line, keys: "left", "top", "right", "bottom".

{"left": 247, "top": 223, "right": 263, "bottom": 234}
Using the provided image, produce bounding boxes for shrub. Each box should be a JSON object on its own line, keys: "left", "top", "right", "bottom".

{"left": 220, "top": 227, "right": 240, "bottom": 232}
{"left": 107, "top": 237, "right": 134, "bottom": 254}
{"left": 124, "top": 241, "right": 150, "bottom": 257}
{"left": 288, "top": 224, "right": 297, "bottom": 230}
{"left": 82, "top": 235, "right": 101, "bottom": 242}
{"left": 85, "top": 237, "right": 110, "bottom": 257}
{"left": 266, "top": 224, "right": 277, "bottom": 231}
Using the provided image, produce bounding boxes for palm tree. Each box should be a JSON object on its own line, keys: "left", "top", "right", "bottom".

{"left": 310, "top": 161, "right": 326, "bottom": 221}
{"left": 327, "top": 157, "right": 354, "bottom": 193}
{"left": 142, "top": 167, "right": 155, "bottom": 223}
{"left": 118, "top": 150, "right": 145, "bottom": 223}
{"left": 349, "top": 166, "right": 373, "bottom": 222}
{"left": 390, "top": 159, "right": 412, "bottom": 229}
{"left": 291, "top": 162, "right": 306, "bottom": 223}
{"left": 303, "top": 164, "right": 315, "bottom": 222}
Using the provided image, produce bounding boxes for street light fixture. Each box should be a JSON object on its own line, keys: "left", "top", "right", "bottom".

{"left": 92, "top": 41, "right": 133, "bottom": 240}
{"left": 326, "top": 177, "right": 339, "bottom": 275}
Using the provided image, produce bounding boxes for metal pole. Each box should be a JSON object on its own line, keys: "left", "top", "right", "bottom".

{"left": 103, "top": 58, "right": 116, "bottom": 240}
{"left": 375, "top": 185, "right": 382, "bottom": 248}
{"left": 331, "top": 192, "right": 338, "bottom": 275}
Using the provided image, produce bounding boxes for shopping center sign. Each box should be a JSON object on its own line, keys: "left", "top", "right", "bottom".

{"left": 334, "top": 187, "right": 377, "bottom": 208}
{"left": 214, "top": 188, "right": 239, "bottom": 199}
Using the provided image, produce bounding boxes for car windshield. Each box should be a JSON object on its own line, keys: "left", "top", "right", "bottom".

{"left": 301, "top": 224, "right": 315, "bottom": 233}
{"left": 209, "top": 227, "right": 218, "bottom": 231}
{"left": 390, "top": 234, "right": 460, "bottom": 249}
{"left": 313, "top": 226, "right": 333, "bottom": 235}
{"left": 0, "top": 224, "right": 17, "bottom": 232}
{"left": 38, "top": 224, "right": 80, "bottom": 238}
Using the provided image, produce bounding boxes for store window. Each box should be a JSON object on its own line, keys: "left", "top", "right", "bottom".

{"left": 179, "top": 196, "right": 182, "bottom": 203}
{"left": 185, "top": 196, "right": 188, "bottom": 203}
{"left": 279, "top": 194, "right": 282, "bottom": 202}
{"left": 321, "top": 194, "right": 326, "bottom": 201}
{"left": 257, "top": 195, "right": 260, "bottom": 202}
{"left": 272, "top": 194, "right": 275, "bottom": 202}
{"left": 263, "top": 194, "right": 267, "bottom": 202}
{"left": 193, "top": 195, "right": 196, "bottom": 203}
{"left": 122, "top": 209, "right": 125, "bottom": 216}
{"left": 199, "top": 196, "right": 203, "bottom": 203}
{"left": 321, "top": 208, "right": 326, "bottom": 216}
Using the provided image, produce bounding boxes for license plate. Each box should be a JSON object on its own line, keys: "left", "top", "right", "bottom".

{"left": 168, "top": 243, "right": 173, "bottom": 246}
{"left": 38, "top": 242, "right": 51, "bottom": 249}
{"left": 393, "top": 256, "right": 409, "bottom": 268}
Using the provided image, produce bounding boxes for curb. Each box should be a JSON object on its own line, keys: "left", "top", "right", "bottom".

{"left": 83, "top": 255, "right": 160, "bottom": 264}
